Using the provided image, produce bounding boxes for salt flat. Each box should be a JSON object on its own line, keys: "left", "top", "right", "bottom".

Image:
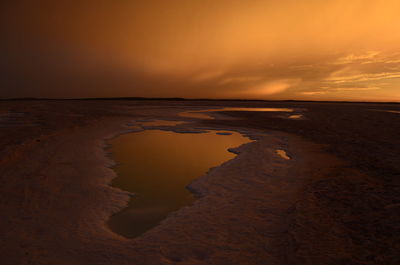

{"left": 0, "top": 100, "right": 399, "bottom": 265}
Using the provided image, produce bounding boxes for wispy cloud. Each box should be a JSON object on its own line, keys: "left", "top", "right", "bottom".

{"left": 334, "top": 51, "right": 381, "bottom": 65}
{"left": 251, "top": 80, "right": 295, "bottom": 95}
{"left": 301, "top": 86, "right": 381, "bottom": 96}
{"left": 326, "top": 72, "right": 400, "bottom": 83}
{"left": 301, "top": 91, "right": 327, "bottom": 95}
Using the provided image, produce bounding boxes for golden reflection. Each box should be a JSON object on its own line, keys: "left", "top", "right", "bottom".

{"left": 276, "top": 149, "right": 291, "bottom": 160}
{"left": 288, "top": 114, "right": 303, "bottom": 119}
{"left": 107, "top": 129, "right": 252, "bottom": 237}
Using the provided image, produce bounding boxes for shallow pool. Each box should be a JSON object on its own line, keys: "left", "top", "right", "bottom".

{"left": 107, "top": 129, "right": 252, "bottom": 238}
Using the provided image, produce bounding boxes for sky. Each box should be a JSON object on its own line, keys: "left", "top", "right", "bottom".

{"left": 1, "top": 0, "right": 400, "bottom": 101}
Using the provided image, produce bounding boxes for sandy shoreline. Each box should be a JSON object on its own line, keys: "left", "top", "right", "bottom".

{"left": 1, "top": 100, "right": 399, "bottom": 264}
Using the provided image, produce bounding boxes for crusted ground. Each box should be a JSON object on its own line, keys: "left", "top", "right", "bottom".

{"left": 0, "top": 100, "right": 399, "bottom": 265}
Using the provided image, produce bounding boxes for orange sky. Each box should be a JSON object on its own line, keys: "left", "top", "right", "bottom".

{"left": 1, "top": 0, "right": 400, "bottom": 101}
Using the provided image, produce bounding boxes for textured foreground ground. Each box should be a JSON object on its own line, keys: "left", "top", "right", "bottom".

{"left": 0, "top": 100, "right": 399, "bottom": 265}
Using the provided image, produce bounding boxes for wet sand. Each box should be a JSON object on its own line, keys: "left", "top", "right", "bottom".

{"left": 0, "top": 100, "right": 399, "bottom": 265}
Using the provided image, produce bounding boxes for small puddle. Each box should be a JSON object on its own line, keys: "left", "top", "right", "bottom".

{"left": 107, "top": 129, "right": 252, "bottom": 238}
{"left": 288, "top": 114, "right": 303, "bottom": 119}
{"left": 276, "top": 149, "right": 291, "bottom": 160}
{"left": 180, "top": 107, "right": 294, "bottom": 119}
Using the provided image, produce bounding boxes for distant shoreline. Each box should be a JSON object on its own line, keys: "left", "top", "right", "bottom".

{"left": 1, "top": 97, "right": 399, "bottom": 104}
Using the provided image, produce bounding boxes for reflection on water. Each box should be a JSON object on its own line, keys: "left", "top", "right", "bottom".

{"left": 108, "top": 129, "right": 252, "bottom": 238}
{"left": 276, "top": 149, "right": 291, "bottom": 160}
{"left": 288, "top": 114, "right": 303, "bottom": 119}
{"left": 140, "top": 120, "right": 186, "bottom": 126}
{"left": 179, "top": 107, "right": 294, "bottom": 119}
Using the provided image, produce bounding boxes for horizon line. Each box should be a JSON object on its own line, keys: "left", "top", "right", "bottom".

{"left": 0, "top": 96, "right": 399, "bottom": 104}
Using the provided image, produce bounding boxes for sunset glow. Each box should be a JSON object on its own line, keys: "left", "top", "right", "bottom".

{"left": 1, "top": 0, "right": 400, "bottom": 101}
